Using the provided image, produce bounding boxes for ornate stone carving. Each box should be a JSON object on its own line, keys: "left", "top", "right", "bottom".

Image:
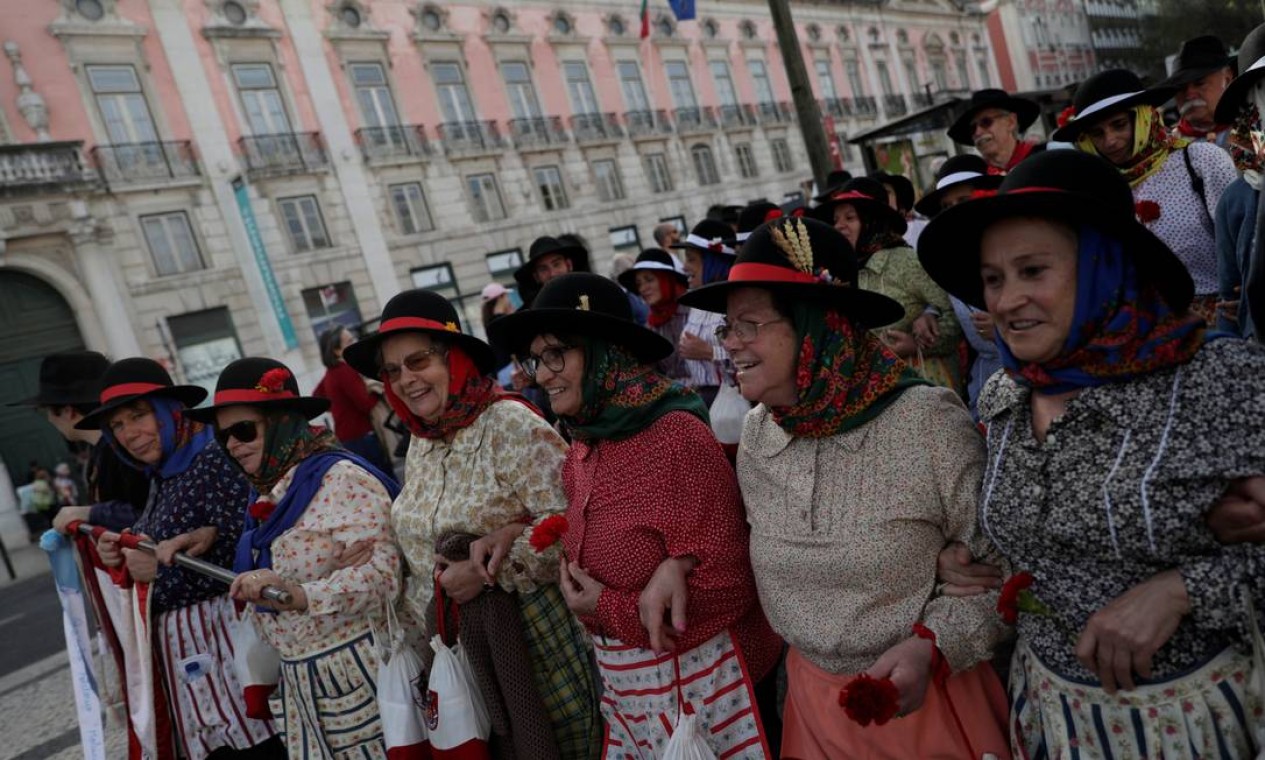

{"left": 4, "top": 43, "right": 50, "bottom": 142}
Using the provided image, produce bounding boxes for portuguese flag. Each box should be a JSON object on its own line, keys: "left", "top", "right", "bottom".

{"left": 639, "top": 0, "right": 649, "bottom": 38}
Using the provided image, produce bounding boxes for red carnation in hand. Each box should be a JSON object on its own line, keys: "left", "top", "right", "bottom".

{"left": 528, "top": 514, "right": 569, "bottom": 553}
{"left": 249, "top": 499, "right": 276, "bottom": 522}
{"left": 255, "top": 368, "right": 290, "bottom": 394}
{"left": 998, "top": 571, "right": 1052, "bottom": 624}
{"left": 1135, "top": 200, "right": 1161, "bottom": 224}
{"left": 838, "top": 673, "right": 900, "bottom": 727}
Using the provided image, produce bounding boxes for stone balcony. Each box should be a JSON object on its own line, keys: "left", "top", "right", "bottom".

{"left": 0, "top": 141, "right": 98, "bottom": 198}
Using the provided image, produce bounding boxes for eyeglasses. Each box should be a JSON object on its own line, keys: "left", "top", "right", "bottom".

{"left": 215, "top": 420, "right": 260, "bottom": 448}
{"left": 380, "top": 347, "right": 446, "bottom": 383}
{"left": 715, "top": 318, "right": 787, "bottom": 344}
{"left": 516, "top": 344, "right": 574, "bottom": 381}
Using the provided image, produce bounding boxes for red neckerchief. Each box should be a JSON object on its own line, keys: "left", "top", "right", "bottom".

{"left": 986, "top": 140, "right": 1038, "bottom": 176}
{"left": 1175, "top": 119, "right": 1226, "bottom": 140}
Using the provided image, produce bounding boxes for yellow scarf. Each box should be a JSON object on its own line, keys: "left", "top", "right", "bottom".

{"left": 1076, "top": 106, "right": 1190, "bottom": 188}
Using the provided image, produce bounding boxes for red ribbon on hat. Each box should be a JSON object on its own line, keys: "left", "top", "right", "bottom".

{"left": 379, "top": 316, "right": 460, "bottom": 334}
{"left": 213, "top": 389, "right": 299, "bottom": 405}
{"left": 729, "top": 262, "right": 819, "bottom": 284}
{"left": 763, "top": 209, "right": 785, "bottom": 222}
{"left": 100, "top": 382, "right": 166, "bottom": 404}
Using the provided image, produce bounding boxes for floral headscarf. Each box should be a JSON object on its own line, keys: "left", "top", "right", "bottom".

{"left": 1229, "top": 102, "right": 1265, "bottom": 188}
{"left": 101, "top": 395, "right": 214, "bottom": 479}
{"left": 382, "top": 343, "right": 534, "bottom": 440}
{"left": 770, "top": 303, "right": 927, "bottom": 438}
{"left": 238, "top": 411, "right": 340, "bottom": 494}
{"left": 1075, "top": 105, "right": 1190, "bottom": 188}
{"left": 564, "top": 339, "right": 707, "bottom": 442}
{"left": 997, "top": 227, "right": 1209, "bottom": 394}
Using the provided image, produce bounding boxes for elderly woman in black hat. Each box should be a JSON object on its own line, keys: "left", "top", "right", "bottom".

{"left": 616, "top": 247, "right": 692, "bottom": 384}
{"left": 84, "top": 358, "right": 281, "bottom": 759}
{"left": 488, "top": 273, "right": 782, "bottom": 759}
{"left": 948, "top": 88, "right": 1045, "bottom": 174}
{"left": 679, "top": 216, "right": 1009, "bottom": 758}
{"left": 343, "top": 290, "right": 600, "bottom": 757}
{"left": 184, "top": 357, "right": 400, "bottom": 759}
{"left": 919, "top": 148, "right": 1265, "bottom": 757}
{"left": 813, "top": 176, "right": 963, "bottom": 392}
{"left": 915, "top": 154, "right": 1005, "bottom": 417}
{"left": 1054, "top": 68, "right": 1238, "bottom": 324}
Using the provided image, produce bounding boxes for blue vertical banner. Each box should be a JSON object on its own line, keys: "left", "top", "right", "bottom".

{"left": 232, "top": 176, "right": 299, "bottom": 350}
{"left": 668, "top": 0, "right": 696, "bottom": 22}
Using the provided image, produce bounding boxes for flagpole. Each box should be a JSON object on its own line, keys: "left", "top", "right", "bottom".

{"left": 767, "top": 0, "right": 832, "bottom": 191}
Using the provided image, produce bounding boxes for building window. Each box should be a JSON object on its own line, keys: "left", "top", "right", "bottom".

{"left": 501, "top": 61, "right": 543, "bottom": 120}
{"left": 486, "top": 248, "right": 524, "bottom": 284}
{"left": 533, "top": 165, "right": 570, "bottom": 211}
{"left": 432, "top": 62, "right": 477, "bottom": 123}
{"left": 141, "top": 211, "right": 204, "bottom": 276}
{"left": 643, "top": 152, "right": 673, "bottom": 193}
{"left": 389, "top": 182, "right": 434, "bottom": 234}
{"left": 931, "top": 61, "right": 949, "bottom": 91}
{"left": 904, "top": 59, "right": 920, "bottom": 93}
{"left": 301, "top": 282, "right": 362, "bottom": 342}
{"left": 87, "top": 65, "right": 159, "bottom": 145}
{"left": 876, "top": 61, "right": 894, "bottom": 96}
{"left": 710, "top": 61, "right": 739, "bottom": 107}
{"left": 563, "top": 61, "right": 600, "bottom": 116}
{"left": 956, "top": 55, "right": 971, "bottom": 90}
{"left": 618, "top": 61, "right": 650, "bottom": 112}
{"left": 815, "top": 60, "right": 839, "bottom": 101}
{"left": 734, "top": 143, "right": 758, "bottom": 178}
{"left": 664, "top": 60, "right": 697, "bottom": 109}
{"left": 846, "top": 60, "right": 866, "bottom": 97}
{"left": 896, "top": 29, "right": 909, "bottom": 45}
{"left": 167, "top": 308, "right": 242, "bottom": 394}
{"left": 277, "top": 195, "right": 331, "bottom": 252}
{"left": 349, "top": 62, "right": 400, "bottom": 130}
{"left": 691, "top": 144, "right": 720, "bottom": 186}
{"left": 749, "top": 59, "right": 774, "bottom": 105}
{"left": 593, "top": 159, "right": 625, "bottom": 202}
{"left": 232, "top": 63, "right": 293, "bottom": 136}
{"left": 771, "top": 138, "right": 794, "bottom": 173}
{"left": 978, "top": 59, "right": 991, "bottom": 88}
{"left": 467, "top": 173, "right": 506, "bottom": 222}
{"left": 409, "top": 263, "right": 473, "bottom": 326}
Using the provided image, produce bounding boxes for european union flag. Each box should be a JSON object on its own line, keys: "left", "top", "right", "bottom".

{"left": 668, "top": 0, "right": 696, "bottom": 21}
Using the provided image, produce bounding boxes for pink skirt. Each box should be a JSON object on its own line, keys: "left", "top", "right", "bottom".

{"left": 781, "top": 646, "right": 1012, "bottom": 760}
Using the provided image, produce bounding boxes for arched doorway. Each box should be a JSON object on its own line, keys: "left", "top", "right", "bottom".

{"left": 0, "top": 270, "right": 86, "bottom": 486}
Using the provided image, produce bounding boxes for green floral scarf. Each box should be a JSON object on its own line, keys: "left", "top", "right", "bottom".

{"left": 564, "top": 339, "right": 708, "bottom": 443}
{"left": 245, "top": 411, "right": 341, "bottom": 494}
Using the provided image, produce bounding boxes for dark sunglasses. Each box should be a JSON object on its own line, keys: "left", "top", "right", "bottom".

{"left": 971, "top": 114, "right": 1010, "bottom": 132}
{"left": 215, "top": 420, "right": 260, "bottom": 448}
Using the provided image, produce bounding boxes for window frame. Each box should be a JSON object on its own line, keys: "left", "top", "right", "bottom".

{"left": 770, "top": 138, "right": 794, "bottom": 173}
{"left": 388, "top": 181, "right": 435, "bottom": 235}
{"left": 466, "top": 173, "right": 507, "bottom": 222}
{"left": 643, "top": 152, "right": 673, "bottom": 194}
{"left": 532, "top": 165, "right": 570, "bottom": 212}
{"left": 734, "top": 142, "right": 758, "bottom": 179}
{"left": 592, "top": 159, "right": 626, "bottom": 202}
{"left": 139, "top": 210, "right": 205, "bottom": 277}
{"left": 691, "top": 144, "right": 720, "bottom": 186}
{"left": 276, "top": 194, "right": 332, "bottom": 253}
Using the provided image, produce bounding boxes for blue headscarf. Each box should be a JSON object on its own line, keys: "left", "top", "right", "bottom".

{"left": 699, "top": 249, "right": 735, "bottom": 286}
{"left": 101, "top": 395, "right": 214, "bottom": 479}
{"left": 997, "top": 226, "right": 1210, "bottom": 394}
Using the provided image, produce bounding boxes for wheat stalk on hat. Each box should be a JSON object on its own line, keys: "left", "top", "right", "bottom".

{"left": 771, "top": 218, "right": 815, "bottom": 275}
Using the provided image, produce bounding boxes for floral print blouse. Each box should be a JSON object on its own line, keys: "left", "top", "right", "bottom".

{"left": 249, "top": 460, "right": 401, "bottom": 659}
{"left": 392, "top": 399, "right": 568, "bottom": 627}
{"left": 978, "top": 338, "right": 1265, "bottom": 680}
{"left": 133, "top": 443, "right": 251, "bottom": 614}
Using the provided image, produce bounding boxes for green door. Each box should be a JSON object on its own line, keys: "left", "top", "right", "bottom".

{"left": 0, "top": 271, "right": 86, "bottom": 485}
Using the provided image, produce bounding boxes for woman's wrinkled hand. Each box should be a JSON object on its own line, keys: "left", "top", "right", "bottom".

{"left": 935, "top": 541, "right": 1002, "bottom": 596}
{"left": 331, "top": 540, "right": 374, "bottom": 569}
{"left": 911, "top": 313, "right": 940, "bottom": 349}
{"left": 96, "top": 531, "right": 125, "bottom": 568}
{"left": 467, "top": 523, "right": 526, "bottom": 585}
{"left": 678, "top": 332, "right": 714, "bottom": 361}
{"left": 559, "top": 561, "right": 604, "bottom": 617}
{"left": 230, "top": 568, "right": 307, "bottom": 612}
{"left": 1075, "top": 569, "right": 1189, "bottom": 694}
{"left": 155, "top": 526, "right": 218, "bottom": 565}
{"left": 865, "top": 635, "right": 934, "bottom": 716}
{"left": 123, "top": 536, "right": 158, "bottom": 583}
{"left": 436, "top": 558, "right": 486, "bottom": 605}
{"left": 639, "top": 556, "right": 696, "bottom": 652}
{"left": 1206, "top": 477, "right": 1265, "bottom": 544}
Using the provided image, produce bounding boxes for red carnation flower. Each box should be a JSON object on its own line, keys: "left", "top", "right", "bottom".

{"left": 708, "top": 241, "right": 725, "bottom": 253}
{"left": 1135, "top": 200, "right": 1161, "bottom": 224}
{"left": 249, "top": 499, "right": 276, "bottom": 522}
{"left": 1057, "top": 105, "right": 1077, "bottom": 128}
{"left": 838, "top": 673, "right": 900, "bottom": 727}
{"left": 528, "top": 514, "right": 569, "bottom": 553}
{"left": 763, "top": 208, "right": 785, "bottom": 223}
{"left": 998, "top": 571, "right": 1053, "bottom": 624}
{"left": 255, "top": 367, "right": 290, "bottom": 394}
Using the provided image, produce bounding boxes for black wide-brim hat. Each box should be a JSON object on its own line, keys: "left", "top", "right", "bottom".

{"left": 617, "top": 248, "right": 690, "bottom": 290}
{"left": 669, "top": 219, "right": 737, "bottom": 255}
{"left": 734, "top": 201, "right": 782, "bottom": 243}
{"left": 810, "top": 177, "right": 908, "bottom": 234}
{"left": 512, "top": 235, "right": 590, "bottom": 292}
{"left": 812, "top": 169, "right": 854, "bottom": 202}
{"left": 948, "top": 89, "right": 1041, "bottom": 145}
{"left": 679, "top": 216, "right": 904, "bottom": 328}
{"left": 75, "top": 357, "right": 207, "bottom": 430}
{"left": 913, "top": 155, "right": 1003, "bottom": 217}
{"left": 487, "top": 272, "right": 673, "bottom": 363}
{"left": 344, "top": 289, "right": 497, "bottom": 378}
{"left": 184, "top": 357, "right": 328, "bottom": 423}
{"left": 1157, "top": 35, "right": 1235, "bottom": 89}
{"left": 1215, "top": 25, "right": 1265, "bottom": 124}
{"left": 917, "top": 149, "right": 1194, "bottom": 312}
{"left": 8, "top": 350, "right": 110, "bottom": 407}
{"left": 1051, "top": 69, "right": 1177, "bottom": 142}
{"left": 869, "top": 171, "right": 916, "bottom": 213}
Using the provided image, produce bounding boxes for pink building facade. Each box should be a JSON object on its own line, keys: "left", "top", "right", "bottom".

{"left": 0, "top": 0, "right": 996, "bottom": 505}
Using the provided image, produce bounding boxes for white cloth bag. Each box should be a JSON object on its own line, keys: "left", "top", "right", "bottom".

{"left": 427, "top": 633, "right": 491, "bottom": 758}
{"left": 663, "top": 710, "right": 718, "bottom": 760}
{"left": 228, "top": 605, "right": 280, "bottom": 720}
{"left": 708, "top": 382, "right": 750, "bottom": 445}
{"left": 375, "top": 602, "right": 431, "bottom": 759}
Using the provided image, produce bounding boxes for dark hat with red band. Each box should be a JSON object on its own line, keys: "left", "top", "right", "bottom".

{"left": 74, "top": 357, "right": 207, "bottom": 430}
{"left": 343, "top": 289, "right": 497, "bottom": 379}
{"left": 183, "top": 358, "right": 328, "bottom": 423}
{"left": 678, "top": 216, "right": 904, "bottom": 328}
{"left": 809, "top": 177, "right": 908, "bottom": 234}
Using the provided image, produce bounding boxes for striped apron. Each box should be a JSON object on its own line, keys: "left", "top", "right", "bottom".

{"left": 276, "top": 630, "right": 388, "bottom": 759}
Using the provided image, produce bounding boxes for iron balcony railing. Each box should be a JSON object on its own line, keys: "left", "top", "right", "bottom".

{"left": 238, "top": 132, "right": 328, "bottom": 177}
{"left": 911, "top": 92, "right": 935, "bottom": 109}
{"left": 756, "top": 101, "right": 790, "bottom": 125}
{"left": 91, "top": 140, "right": 200, "bottom": 187}
{"left": 507, "top": 116, "right": 569, "bottom": 148}
{"left": 436, "top": 120, "right": 506, "bottom": 153}
{"left": 718, "top": 104, "right": 758, "bottom": 128}
{"left": 571, "top": 112, "right": 624, "bottom": 142}
{"left": 624, "top": 109, "right": 674, "bottom": 137}
{"left": 820, "top": 98, "right": 845, "bottom": 119}
{"left": 673, "top": 106, "right": 718, "bottom": 134}
{"left": 355, "top": 125, "right": 434, "bottom": 161}
{"left": 884, "top": 94, "right": 909, "bottom": 117}
{"left": 854, "top": 96, "right": 879, "bottom": 117}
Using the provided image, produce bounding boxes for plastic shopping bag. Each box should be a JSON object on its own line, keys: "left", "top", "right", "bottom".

{"left": 663, "top": 710, "right": 718, "bottom": 760}
{"left": 228, "top": 606, "right": 280, "bottom": 720}
{"left": 376, "top": 604, "right": 432, "bottom": 760}
{"left": 708, "top": 382, "right": 750, "bottom": 445}
{"left": 427, "top": 634, "right": 490, "bottom": 760}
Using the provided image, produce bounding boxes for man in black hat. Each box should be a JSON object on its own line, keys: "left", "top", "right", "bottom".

{"left": 947, "top": 89, "right": 1045, "bottom": 174}
{"left": 10, "top": 351, "right": 149, "bottom": 532}
{"left": 513, "top": 234, "right": 592, "bottom": 308}
{"left": 1160, "top": 35, "right": 1235, "bottom": 148}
